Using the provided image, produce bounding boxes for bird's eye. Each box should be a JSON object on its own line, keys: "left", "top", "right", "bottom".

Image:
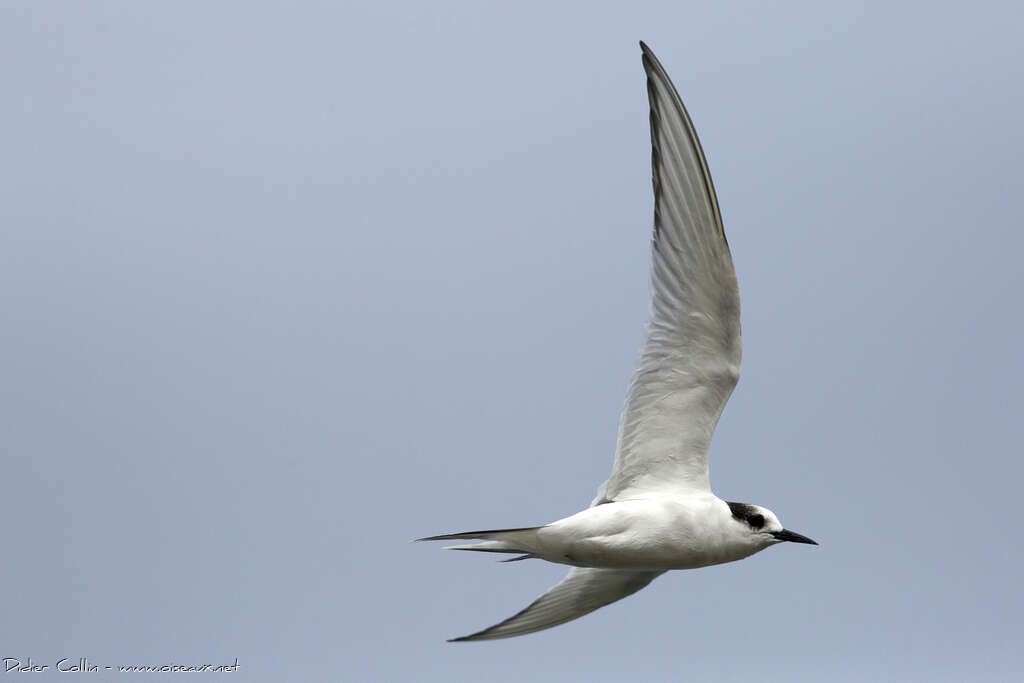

{"left": 748, "top": 514, "right": 765, "bottom": 529}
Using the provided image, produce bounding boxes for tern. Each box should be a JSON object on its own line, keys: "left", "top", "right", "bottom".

{"left": 418, "top": 41, "right": 817, "bottom": 642}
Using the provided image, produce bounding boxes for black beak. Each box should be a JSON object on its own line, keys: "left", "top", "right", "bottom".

{"left": 771, "top": 529, "right": 817, "bottom": 545}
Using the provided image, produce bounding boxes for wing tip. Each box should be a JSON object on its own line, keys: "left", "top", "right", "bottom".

{"left": 447, "top": 626, "right": 499, "bottom": 643}
{"left": 638, "top": 40, "right": 662, "bottom": 71}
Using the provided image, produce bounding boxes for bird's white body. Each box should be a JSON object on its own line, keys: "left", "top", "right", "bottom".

{"left": 513, "top": 496, "right": 775, "bottom": 570}
{"left": 419, "top": 42, "right": 815, "bottom": 642}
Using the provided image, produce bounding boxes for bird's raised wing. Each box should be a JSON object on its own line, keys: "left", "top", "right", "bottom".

{"left": 449, "top": 567, "right": 663, "bottom": 642}
{"left": 594, "top": 42, "right": 741, "bottom": 503}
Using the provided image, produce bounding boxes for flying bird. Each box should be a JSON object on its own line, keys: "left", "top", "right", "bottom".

{"left": 418, "top": 41, "right": 816, "bottom": 642}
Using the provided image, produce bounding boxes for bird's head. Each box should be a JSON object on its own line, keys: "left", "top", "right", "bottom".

{"left": 726, "top": 501, "right": 817, "bottom": 548}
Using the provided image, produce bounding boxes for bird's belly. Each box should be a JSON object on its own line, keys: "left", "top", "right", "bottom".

{"left": 535, "top": 500, "right": 758, "bottom": 570}
{"left": 560, "top": 535, "right": 752, "bottom": 570}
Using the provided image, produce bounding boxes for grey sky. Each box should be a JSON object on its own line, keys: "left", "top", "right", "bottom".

{"left": 2, "top": 2, "right": 1022, "bottom": 681}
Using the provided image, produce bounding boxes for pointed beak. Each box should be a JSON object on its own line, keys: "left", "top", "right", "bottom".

{"left": 772, "top": 529, "right": 818, "bottom": 545}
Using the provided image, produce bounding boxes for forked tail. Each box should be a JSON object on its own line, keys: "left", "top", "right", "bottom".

{"left": 415, "top": 526, "right": 543, "bottom": 561}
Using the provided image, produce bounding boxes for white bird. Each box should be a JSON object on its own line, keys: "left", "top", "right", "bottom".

{"left": 418, "top": 41, "right": 816, "bottom": 642}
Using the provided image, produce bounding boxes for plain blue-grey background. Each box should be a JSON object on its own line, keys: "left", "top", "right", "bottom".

{"left": 2, "top": 2, "right": 1022, "bottom": 681}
